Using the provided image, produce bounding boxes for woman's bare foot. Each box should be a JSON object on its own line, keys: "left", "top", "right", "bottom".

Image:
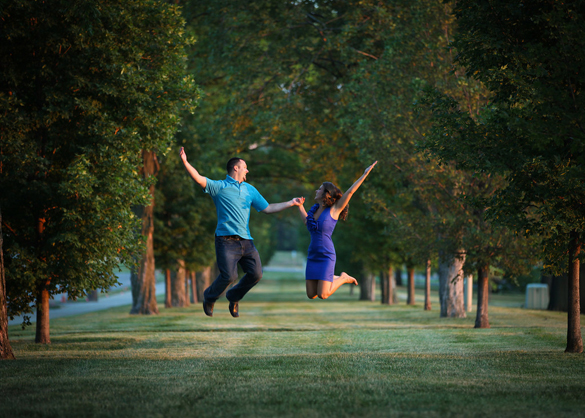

{"left": 340, "top": 272, "right": 358, "bottom": 285}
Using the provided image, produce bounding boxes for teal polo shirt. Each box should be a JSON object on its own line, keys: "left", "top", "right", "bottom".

{"left": 204, "top": 175, "right": 269, "bottom": 240}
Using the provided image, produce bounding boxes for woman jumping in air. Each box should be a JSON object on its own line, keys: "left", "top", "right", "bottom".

{"left": 297, "top": 162, "right": 377, "bottom": 299}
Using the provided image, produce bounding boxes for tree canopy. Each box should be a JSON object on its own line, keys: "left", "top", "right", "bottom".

{"left": 0, "top": 0, "right": 197, "bottom": 338}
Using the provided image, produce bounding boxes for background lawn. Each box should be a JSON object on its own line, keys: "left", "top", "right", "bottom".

{"left": 3, "top": 257, "right": 585, "bottom": 417}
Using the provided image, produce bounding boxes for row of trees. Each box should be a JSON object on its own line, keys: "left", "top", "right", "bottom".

{"left": 180, "top": 0, "right": 584, "bottom": 350}
{"left": 0, "top": 0, "right": 199, "bottom": 356}
{"left": 2, "top": 0, "right": 583, "bottom": 358}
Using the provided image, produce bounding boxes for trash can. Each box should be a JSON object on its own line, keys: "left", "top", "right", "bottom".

{"left": 525, "top": 283, "right": 549, "bottom": 309}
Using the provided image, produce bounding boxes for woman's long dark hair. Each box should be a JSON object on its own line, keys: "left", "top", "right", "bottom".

{"left": 321, "top": 182, "right": 348, "bottom": 221}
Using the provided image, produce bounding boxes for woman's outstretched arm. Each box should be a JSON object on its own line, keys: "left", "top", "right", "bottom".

{"left": 180, "top": 147, "right": 207, "bottom": 189}
{"left": 298, "top": 200, "right": 308, "bottom": 225}
{"left": 331, "top": 161, "right": 377, "bottom": 218}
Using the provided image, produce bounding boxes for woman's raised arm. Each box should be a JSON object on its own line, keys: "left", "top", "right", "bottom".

{"left": 331, "top": 161, "right": 377, "bottom": 218}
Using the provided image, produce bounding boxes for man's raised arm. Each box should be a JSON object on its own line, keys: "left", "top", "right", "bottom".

{"left": 180, "top": 147, "right": 207, "bottom": 189}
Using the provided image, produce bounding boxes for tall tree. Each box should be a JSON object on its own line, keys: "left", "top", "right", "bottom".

{"left": 422, "top": 0, "right": 585, "bottom": 351}
{"left": 1, "top": 0, "right": 198, "bottom": 339}
{"left": 0, "top": 208, "right": 15, "bottom": 359}
{"left": 130, "top": 151, "right": 160, "bottom": 315}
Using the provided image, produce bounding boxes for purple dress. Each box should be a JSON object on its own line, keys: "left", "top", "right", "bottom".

{"left": 305, "top": 204, "right": 338, "bottom": 282}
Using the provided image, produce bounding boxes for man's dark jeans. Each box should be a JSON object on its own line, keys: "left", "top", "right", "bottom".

{"left": 203, "top": 235, "right": 263, "bottom": 303}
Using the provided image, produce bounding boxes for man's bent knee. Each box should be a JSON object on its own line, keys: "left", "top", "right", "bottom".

{"left": 250, "top": 269, "right": 262, "bottom": 283}
{"left": 219, "top": 271, "right": 239, "bottom": 284}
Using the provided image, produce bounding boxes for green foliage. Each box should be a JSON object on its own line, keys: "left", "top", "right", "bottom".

{"left": 329, "top": 0, "right": 536, "bottom": 279}
{"left": 0, "top": 0, "right": 198, "bottom": 322}
{"left": 420, "top": 0, "right": 585, "bottom": 273}
{"left": 153, "top": 151, "right": 215, "bottom": 272}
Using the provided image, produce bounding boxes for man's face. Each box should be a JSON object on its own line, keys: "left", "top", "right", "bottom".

{"left": 234, "top": 160, "right": 248, "bottom": 182}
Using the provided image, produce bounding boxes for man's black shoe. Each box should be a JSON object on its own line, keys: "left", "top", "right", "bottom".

{"left": 203, "top": 300, "right": 214, "bottom": 317}
{"left": 229, "top": 301, "right": 239, "bottom": 318}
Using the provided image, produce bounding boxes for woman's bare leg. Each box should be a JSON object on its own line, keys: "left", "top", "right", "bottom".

{"left": 317, "top": 272, "right": 357, "bottom": 299}
{"left": 306, "top": 280, "right": 318, "bottom": 299}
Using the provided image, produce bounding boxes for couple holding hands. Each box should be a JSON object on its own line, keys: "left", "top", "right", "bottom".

{"left": 180, "top": 147, "right": 376, "bottom": 317}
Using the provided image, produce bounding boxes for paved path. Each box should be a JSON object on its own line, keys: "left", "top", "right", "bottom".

{"left": 8, "top": 274, "right": 164, "bottom": 326}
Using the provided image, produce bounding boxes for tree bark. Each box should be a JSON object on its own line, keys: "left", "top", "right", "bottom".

{"left": 388, "top": 265, "right": 394, "bottom": 305}
{"left": 359, "top": 270, "right": 375, "bottom": 301}
{"left": 35, "top": 280, "right": 51, "bottom": 344}
{"left": 547, "top": 274, "right": 568, "bottom": 311}
{"left": 407, "top": 266, "right": 415, "bottom": 305}
{"left": 464, "top": 274, "right": 473, "bottom": 312}
{"left": 474, "top": 265, "right": 490, "bottom": 328}
{"left": 577, "top": 264, "right": 585, "bottom": 315}
{"left": 35, "top": 216, "right": 51, "bottom": 343}
{"left": 566, "top": 231, "right": 583, "bottom": 353}
{"left": 165, "top": 269, "right": 172, "bottom": 308}
{"left": 0, "top": 207, "right": 15, "bottom": 359}
{"left": 171, "top": 259, "right": 189, "bottom": 307}
{"left": 380, "top": 270, "right": 387, "bottom": 304}
{"left": 190, "top": 271, "right": 198, "bottom": 304}
{"left": 130, "top": 150, "right": 159, "bottom": 315}
{"left": 438, "top": 251, "right": 466, "bottom": 318}
{"left": 381, "top": 265, "right": 394, "bottom": 305}
{"left": 395, "top": 267, "right": 403, "bottom": 286}
{"left": 196, "top": 266, "right": 212, "bottom": 302}
{"left": 424, "top": 259, "right": 431, "bottom": 311}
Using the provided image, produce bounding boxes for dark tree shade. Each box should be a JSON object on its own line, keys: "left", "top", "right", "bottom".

{"left": 421, "top": 0, "right": 585, "bottom": 351}
{"left": 0, "top": 0, "right": 198, "bottom": 340}
{"left": 0, "top": 209, "right": 15, "bottom": 359}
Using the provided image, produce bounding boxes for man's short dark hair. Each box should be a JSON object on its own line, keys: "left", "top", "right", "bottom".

{"left": 226, "top": 157, "right": 242, "bottom": 174}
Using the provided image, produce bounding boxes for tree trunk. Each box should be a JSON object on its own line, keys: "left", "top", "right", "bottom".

{"left": 171, "top": 259, "right": 189, "bottom": 307}
{"left": 407, "top": 266, "right": 415, "bottom": 305}
{"left": 35, "top": 216, "right": 51, "bottom": 343}
{"left": 165, "top": 269, "right": 172, "bottom": 308}
{"left": 381, "top": 265, "right": 394, "bottom": 305}
{"left": 438, "top": 251, "right": 466, "bottom": 318}
{"left": 464, "top": 274, "right": 473, "bottom": 312}
{"left": 424, "top": 259, "right": 431, "bottom": 311}
{"left": 359, "top": 270, "right": 375, "bottom": 301}
{"left": 388, "top": 265, "right": 394, "bottom": 305}
{"left": 547, "top": 274, "right": 568, "bottom": 311}
{"left": 0, "top": 207, "right": 15, "bottom": 359}
{"left": 395, "top": 267, "right": 403, "bottom": 286}
{"left": 566, "top": 231, "right": 583, "bottom": 353}
{"left": 35, "top": 280, "right": 51, "bottom": 344}
{"left": 579, "top": 263, "right": 585, "bottom": 315}
{"left": 190, "top": 271, "right": 198, "bottom": 304}
{"left": 130, "top": 150, "right": 159, "bottom": 315}
{"left": 196, "top": 266, "right": 212, "bottom": 302}
{"left": 380, "top": 270, "right": 387, "bottom": 304}
{"left": 474, "top": 266, "right": 490, "bottom": 328}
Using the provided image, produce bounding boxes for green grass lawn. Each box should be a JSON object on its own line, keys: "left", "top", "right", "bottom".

{"left": 3, "top": 269, "right": 585, "bottom": 418}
